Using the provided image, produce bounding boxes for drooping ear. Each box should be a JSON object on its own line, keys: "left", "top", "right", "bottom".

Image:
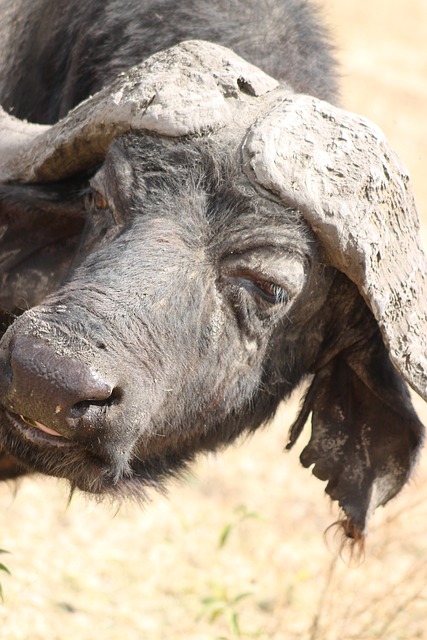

{"left": 287, "top": 276, "right": 424, "bottom": 536}
{"left": 0, "top": 182, "right": 85, "bottom": 315}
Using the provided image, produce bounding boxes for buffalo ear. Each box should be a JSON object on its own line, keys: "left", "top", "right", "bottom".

{"left": 287, "top": 329, "right": 424, "bottom": 536}
{"left": 0, "top": 182, "right": 85, "bottom": 316}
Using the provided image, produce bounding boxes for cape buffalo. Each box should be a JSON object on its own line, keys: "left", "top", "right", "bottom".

{"left": 0, "top": 0, "right": 426, "bottom": 540}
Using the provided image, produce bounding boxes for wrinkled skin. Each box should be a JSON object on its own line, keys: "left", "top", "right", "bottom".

{"left": 0, "top": 138, "right": 332, "bottom": 494}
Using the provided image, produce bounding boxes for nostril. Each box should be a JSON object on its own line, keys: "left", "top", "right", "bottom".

{"left": 5, "top": 335, "right": 117, "bottom": 430}
{"left": 108, "top": 386, "right": 123, "bottom": 404}
{"left": 70, "top": 387, "right": 123, "bottom": 419}
{"left": 69, "top": 401, "right": 89, "bottom": 420}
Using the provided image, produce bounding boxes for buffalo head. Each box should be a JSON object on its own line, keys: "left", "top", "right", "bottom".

{"left": 0, "top": 42, "right": 425, "bottom": 538}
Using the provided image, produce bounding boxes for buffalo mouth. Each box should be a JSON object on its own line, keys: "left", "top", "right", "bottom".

{"left": 0, "top": 407, "right": 109, "bottom": 491}
{"left": 0, "top": 406, "right": 192, "bottom": 497}
{"left": 4, "top": 410, "right": 75, "bottom": 448}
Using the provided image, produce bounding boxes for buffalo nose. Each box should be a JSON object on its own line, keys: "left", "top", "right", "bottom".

{"left": 4, "top": 335, "right": 113, "bottom": 435}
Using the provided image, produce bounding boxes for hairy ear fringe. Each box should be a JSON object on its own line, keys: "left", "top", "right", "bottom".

{"left": 325, "top": 517, "right": 365, "bottom": 565}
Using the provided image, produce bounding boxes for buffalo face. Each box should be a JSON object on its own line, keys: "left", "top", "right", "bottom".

{"left": 0, "top": 135, "right": 331, "bottom": 496}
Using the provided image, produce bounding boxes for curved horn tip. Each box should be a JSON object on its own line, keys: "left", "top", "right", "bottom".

{"left": 0, "top": 106, "right": 51, "bottom": 184}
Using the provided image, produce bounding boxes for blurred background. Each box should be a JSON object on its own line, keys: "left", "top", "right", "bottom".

{"left": 1, "top": 1, "right": 426, "bottom": 638}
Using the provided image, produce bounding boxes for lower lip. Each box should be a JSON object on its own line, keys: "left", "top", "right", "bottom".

{"left": 19, "top": 415, "right": 63, "bottom": 437}
{"left": 4, "top": 411, "right": 75, "bottom": 448}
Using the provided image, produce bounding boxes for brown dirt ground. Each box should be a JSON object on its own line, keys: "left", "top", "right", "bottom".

{"left": 1, "top": 1, "right": 427, "bottom": 638}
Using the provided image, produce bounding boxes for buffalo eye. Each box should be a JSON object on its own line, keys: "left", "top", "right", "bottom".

{"left": 93, "top": 190, "right": 109, "bottom": 210}
{"left": 231, "top": 275, "right": 290, "bottom": 307}
{"left": 221, "top": 249, "right": 306, "bottom": 312}
{"left": 252, "top": 279, "right": 289, "bottom": 304}
{"left": 84, "top": 187, "right": 109, "bottom": 212}
{"left": 86, "top": 186, "right": 122, "bottom": 225}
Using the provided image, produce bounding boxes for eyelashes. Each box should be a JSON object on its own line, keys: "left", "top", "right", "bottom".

{"left": 231, "top": 276, "right": 290, "bottom": 307}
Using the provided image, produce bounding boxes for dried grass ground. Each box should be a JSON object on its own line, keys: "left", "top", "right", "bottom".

{"left": 1, "top": 1, "right": 427, "bottom": 638}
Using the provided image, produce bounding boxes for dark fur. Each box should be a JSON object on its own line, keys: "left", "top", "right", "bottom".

{"left": 0, "top": 0, "right": 423, "bottom": 535}
{"left": 1, "top": 0, "right": 337, "bottom": 123}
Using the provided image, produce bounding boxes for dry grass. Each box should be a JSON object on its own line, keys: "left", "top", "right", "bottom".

{"left": 1, "top": 1, "right": 427, "bottom": 638}
{"left": 1, "top": 397, "right": 427, "bottom": 639}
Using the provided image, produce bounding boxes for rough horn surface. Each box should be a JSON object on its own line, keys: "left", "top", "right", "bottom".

{"left": 0, "top": 40, "right": 279, "bottom": 184}
{"left": 242, "top": 94, "right": 427, "bottom": 401}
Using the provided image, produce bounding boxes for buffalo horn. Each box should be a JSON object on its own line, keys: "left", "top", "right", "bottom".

{"left": 242, "top": 94, "right": 427, "bottom": 402}
{"left": 0, "top": 40, "right": 278, "bottom": 184}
